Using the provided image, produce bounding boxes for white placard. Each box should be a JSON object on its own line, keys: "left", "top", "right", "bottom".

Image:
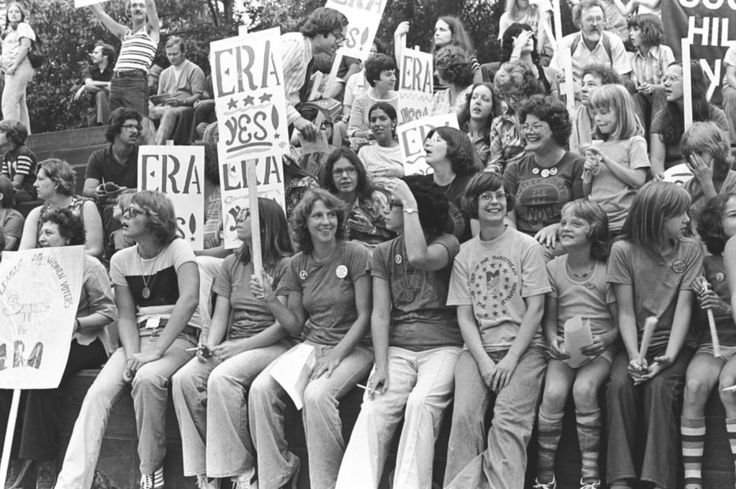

{"left": 75, "top": 0, "right": 107, "bottom": 7}
{"left": 326, "top": 0, "right": 388, "bottom": 61}
{"left": 138, "top": 145, "right": 205, "bottom": 250}
{"left": 218, "top": 142, "right": 286, "bottom": 250}
{"left": 397, "top": 47, "right": 433, "bottom": 125}
{"left": 0, "top": 247, "right": 84, "bottom": 389}
{"left": 563, "top": 315, "right": 593, "bottom": 369}
{"left": 397, "top": 113, "right": 459, "bottom": 176}
{"left": 270, "top": 343, "right": 316, "bottom": 410}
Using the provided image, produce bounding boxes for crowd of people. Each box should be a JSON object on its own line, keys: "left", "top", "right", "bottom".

{"left": 3, "top": 0, "right": 736, "bottom": 489}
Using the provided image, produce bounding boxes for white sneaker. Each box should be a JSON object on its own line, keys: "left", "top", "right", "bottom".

{"left": 232, "top": 472, "right": 257, "bottom": 489}
{"left": 196, "top": 475, "right": 220, "bottom": 489}
{"left": 532, "top": 477, "right": 557, "bottom": 489}
{"left": 139, "top": 467, "right": 164, "bottom": 489}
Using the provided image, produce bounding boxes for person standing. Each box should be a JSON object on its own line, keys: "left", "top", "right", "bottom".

{"left": 1, "top": 2, "right": 36, "bottom": 132}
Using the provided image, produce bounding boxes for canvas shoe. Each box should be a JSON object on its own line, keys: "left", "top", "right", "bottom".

{"left": 139, "top": 467, "right": 164, "bottom": 489}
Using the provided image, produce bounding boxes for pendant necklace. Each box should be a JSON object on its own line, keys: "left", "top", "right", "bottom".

{"left": 140, "top": 246, "right": 163, "bottom": 299}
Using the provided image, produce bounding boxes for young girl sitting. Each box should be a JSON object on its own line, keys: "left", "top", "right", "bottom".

{"left": 0, "top": 119, "right": 36, "bottom": 202}
{"left": 534, "top": 200, "right": 618, "bottom": 489}
{"left": 681, "top": 192, "right": 736, "bottom": 489}
{"left": 606, "top": 182, "right": 704, "bottom": 489}
{"left": 583, "top": 84, "right": 649, "bottom": 238}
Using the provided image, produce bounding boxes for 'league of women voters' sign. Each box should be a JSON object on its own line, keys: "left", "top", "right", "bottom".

{"left": 397, "top": 47, "right": 433, "bottom": 126}
{"left": 137, "top": 145, "right": 205, "bottom": 250}
{"left": 210, "top": 28, "right": 289, "bottom": 250}
{"left": 326, "top": 0, "right": 388, "bottom": 61}
{"left": 0, "top": 246, "right": 84, "bottom": 389}
{"left": 397, "top": 113, "right": 459, "bottom": 176}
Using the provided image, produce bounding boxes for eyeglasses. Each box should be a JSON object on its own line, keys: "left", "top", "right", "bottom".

{"left": 478, "top": 191, "right": 507, "bottom": 202}
{"left": 122, "top": 206, "right": 146, "bottom": 218}
{"left": 500, "top": 93, "right": 524, "bottom": 103}
{"left": 332, "top": 167, "right": 357, "bottom": 177}
{"left": 521, "top": 122, "right": 547, "bottom": 133}
{"left": 122, "top": 124, "right": 142, "bottom": 131}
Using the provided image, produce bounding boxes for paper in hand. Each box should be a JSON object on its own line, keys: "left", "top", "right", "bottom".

{"left": 564, "top": 315, "right": 594, "bottom": 368}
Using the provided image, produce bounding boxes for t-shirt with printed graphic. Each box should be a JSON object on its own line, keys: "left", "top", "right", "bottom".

{"left": 447, "top": 226, "right": 551, "bottom": 352}
{"left": 504, "top": 151, "right": 585, "bottom": 236}
{"left": 372, "top": 233, "right": 462, "bottom": 351}
{"left": 283, "top": 240, "right": 370, "bottom": 347}
{"left": 213, "top": 254, "right": 291, "bottom": 340}
{"left": 110, "top": 238, "right": 201, "bottom": 328}
{"left": 695, "top": 255, "right": 736, "bottom": 348}
{"left": 607, "top": 237, "right": 703, "bottom": 356}
{"left": 547, "top": 255, "right": 616, "bottom": 338}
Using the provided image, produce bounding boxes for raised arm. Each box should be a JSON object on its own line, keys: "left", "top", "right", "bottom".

{"left": 145, "top": 0, "right": 160, "bottom": 43}
{"left": 89, "top": 3, "right": 127, "bottom": 39}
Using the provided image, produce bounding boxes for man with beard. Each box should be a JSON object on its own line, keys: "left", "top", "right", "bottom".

{"left": 74, "top": 42, "right": 117, "bottom": 126}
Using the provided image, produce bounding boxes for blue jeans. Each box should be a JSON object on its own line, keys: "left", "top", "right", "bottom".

{"left": 248, "top": 344, "right": 374, "bottom": 489}
{"left": 110, "top": 71, "right": 148, "bottom": 116}
{"left": 444, "top": 347, "right": 547, "bottom": 489}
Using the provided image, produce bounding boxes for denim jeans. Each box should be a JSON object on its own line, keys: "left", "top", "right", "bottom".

{"left": 171, "top": 341, "right": 293, "bottom": 478}
{"left": 2, "top": 57, "right": 33, "bottom": 132}
{"left": 444, "top": 346, "right": 547, "bottom": 489}
{"left": 149, "top": 104, "right": 194, "bottom": 145}
{"left": 606, "top": 348, "right": 693, "bottom": 489}
{"left": 249, "top": 344, "right": 374, "bottom": 489}
{"left": 110, "top": 71, "right": 148, "bottom": 116}
{"left": 336, "top": 346, "right": 460, "bottom": 489}
{"left": 55, "top": 334, "right": 196, "bottom": 489}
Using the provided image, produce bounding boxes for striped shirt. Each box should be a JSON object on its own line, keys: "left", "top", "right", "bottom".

{"left": 280, "top": 32, "right": 313, "bottom": 124}
{"left": 630, "top": 45, "right": 674, "bottom": 86}
{"left": 115, "top": 28, "right": 157, "bottom": 73}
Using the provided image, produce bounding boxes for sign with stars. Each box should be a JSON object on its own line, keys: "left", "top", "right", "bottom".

{"left": 326, "top": 0, "right": 388, "bottom": 61}
{"left": 137, "top": 145, "right": 205, "bottom": 250}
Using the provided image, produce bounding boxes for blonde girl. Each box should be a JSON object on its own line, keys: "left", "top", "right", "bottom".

{"left": 582, "top": 84, "right": 649, "bottom": 237}
{"left": 534, "top": 200, "right": 618, "bottom": 489}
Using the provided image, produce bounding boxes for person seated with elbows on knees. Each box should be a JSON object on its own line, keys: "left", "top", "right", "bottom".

{"left": 73, "top": 42, "right": 116, "bottom": 127}
{"left": 148, "top": 36, "right": 205, "bottom": 145}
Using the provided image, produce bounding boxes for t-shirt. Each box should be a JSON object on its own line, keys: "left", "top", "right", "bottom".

{"left": 607, "top": 238, "right": 704, "bottom": 356}
{"left": 588, "top": 136, "right": 650, "bottom": 232}
{"left": 0, "top": 208, "right": 23, "bottom": 248}
{"left": 283, "top": 240, "right": 370, "bottom": 346}
{"left": 489, "top": 112, "right": 526, "bottom": 173}
{"left": 569, "top": 105, "right": 595, "bottom": 156}
{"left": 85, "top": 145, "right": 139, "bottom": 190}
{"left": 372, "top": 234, "right": 462, "bottom": 351}
{"left": 358, "top": 143, "right": 404, "bottom": 181}
{"left": 110, "top": 238, "right": 200, "bottom": 328}
{"left": 630, "top": 45, "right": 675, "bottom": 86}
{"left": 432, "top": 86, "right": 472, "bottom": 118}
{"left": 504, "top": 151, "right": 585, "bottom": 235}
{"left": 157, "top": 59, "right": 206, "bottom": 100}
{"left": 695, "top": 255, "right": 736, "bottom": 347}
{"left": 547, "top": 255, "right": 615, "bottom": 337}
{"left": 213, "top": 254, "right": 291, "bottom": 340}
{"left": 422, "top": 174, "right": 474, "bottom": 243}
{"left": 77, "top": 255, "right": 117, "bottom": 352}
{"left": 447, "top": 227, "right": 551, "bottom": 352}
{"left": 651, "top": 106, "right": 730, "bottom": 167}
{"left": 1, "top": 145, "right": 36, "bottom": 199}
{"left": 1, "top": 22, "right": 35, "bottom": 71}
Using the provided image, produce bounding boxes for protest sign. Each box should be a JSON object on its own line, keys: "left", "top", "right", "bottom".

{"left": 138, "top": 145, "right": 205, "bottom": 250}
{"left": 397, "top": 113, "right": 459, "bottom": 176}
{"left": 397, "top": 47, "right": 433, "bottom": 125}
{"left": 326, "top": 0, "right": 388, "bottom": 61}
{"left": 74, "top": 0, "right": 107, "bottom": 6}
{"left": 0, "top": 246, "right": 84, "bottom": 389}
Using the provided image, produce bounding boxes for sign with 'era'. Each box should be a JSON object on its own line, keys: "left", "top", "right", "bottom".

{"left": 326, "top": 0, "right": 388, "bottom": 61}
{"left": 397, "top": 113, "right": 460, "bottom": 176}
{"left": 397, "top": 47, "right": 433, "bottom": 126}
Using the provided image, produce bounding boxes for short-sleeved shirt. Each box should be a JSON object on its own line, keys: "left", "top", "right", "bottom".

{"left": 723, "top": 45, "right": 736, "bottom": 85}
{"left": 83, "top": 63, "right": 114, "bottom": 84}
{"left": 1, "top": 145, "right": 37, "bottom": 198}
{"left": 588, "top": 136, "right": 650, "bottom": 232}
{"left": 695, "top": 255, "right": 736, "bottom": 347}
{"left": 551, "top": 31, "right": 631, "bottom": 84}
{"left": 422, "top": 174, "right": 474, "bottom": 243}
{"left": 110, "top": 238, "right": 200, "bottom": 327}
{"left": 447, "top": 227, "right": 551, "bottom": 352}
{"left": 77, "top": 255, "right": 117, "bottom": 352}
{"left": 358, "top": 143, "right": 404, "bottom": 181}
{"left": 0, "top": 207, "right": 24, "bottom": 247}
{"left": 432, "top": 86, "right": 472, "bottom": 118}
{"left": 504, "top": 151, "right": 586, "bottom": 235}
{"left": 630, "top": 45, "right": 675, "bottom": 87}
{"left": 283, "top": 240, "right": 370, "bottom": 346}
{"left": 213, "top": 254, "right": 291, "bottom": 340}
{"left": 85, "top": 145, "right": 138, "bottom": 189}
{"left": 489, "top": 112, "right": 526, "bottom": 173}
{"left": 156, "top": 59, "right": 205, "bottom": 100}
{"left": 685, "top": 170, "right": 736, "bottom": 224}
{"left": 651, "top": 106, "right": 731, "bottom": 167}
{"left": 569, "top": 105, "right": 595, "bottom": 156}
{"left": 498, "top": 0, "right": 553, "bottom": 39}
{"left": 607, "top": 238, "right": 704, "bottom": 356}
{"left": 372, "top": 234, "right": 462, "bottom": 351}
{"left": 547, "top": 255, "right": 615, "bottom": 337}
{"left": 1, "top": 22, "right": 35, "bottom": 71}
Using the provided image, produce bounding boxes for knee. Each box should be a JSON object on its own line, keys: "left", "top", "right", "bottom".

{"left": 685, "top": 376, "right": 712, "bottom": 402}
{"left": 572, "top": 380, "right": 600, "bottom": 408}
{"left": 303, "top": 380, "right": 335, "bottom": 412}
{"left": 249, "top": 371, "right": 276, "bottom": 404}
{"left": 405, "top": 390, "right": 441, "bottom": 418}
{"left": 541, "top": 383, "right": 569, "bottom": 412}
{"left": 207, "top": 365, "right": 236, "bottom": 394}
{"left": 451, "top": 396, "right": 484, "bottom": 429}
{"left": 131, "top": 366, "right": 167, "bottom": 393}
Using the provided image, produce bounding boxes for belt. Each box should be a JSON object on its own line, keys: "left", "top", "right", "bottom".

{"left": 137, "top": 320, "right": 197, "bottom": 338}
{"left": 114, "top": 69, "right": 146, "bottom": 78}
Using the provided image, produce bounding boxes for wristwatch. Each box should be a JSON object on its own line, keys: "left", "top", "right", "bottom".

{"left": 403, "top": 207, "right": 418, "bottom": 214}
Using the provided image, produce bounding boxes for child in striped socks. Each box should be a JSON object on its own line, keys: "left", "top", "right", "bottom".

{"left": 533, "top": 200, "right": 618, "bottom": 489}
{"left": 681, "top": 192, "right": 736, "bottom": 489}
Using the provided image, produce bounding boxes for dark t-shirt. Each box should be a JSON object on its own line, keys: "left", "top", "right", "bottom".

{"left": 651, "top": 106, "right": 730, "bottom": 168}
{"left": 83, "top": 64, "right": 114, "bottom": 83}
{"left": 421, "top": 173, "right": 474, "bottom": 243}
{"left": 85, "top": 145, "right": 138, "bottom": 189}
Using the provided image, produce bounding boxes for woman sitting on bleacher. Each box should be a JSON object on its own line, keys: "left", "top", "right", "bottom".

{"left": 18, "top": 158, "right": 104, "bottom": 257}
{"left": 0, "top": 208, "right": 116, "bottom": 489}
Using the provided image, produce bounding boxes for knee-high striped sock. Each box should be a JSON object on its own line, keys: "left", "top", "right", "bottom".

{"left": 681, "top": 416, "right": 706, "bottom": 487}
{"left": 576, "top": 408, "right": 602, "bottom": 482}
{"left": 726, "top": 418, "right": 736, "bottom": 478}
{"left": 537, "top": 408, "right": 564, "bottom": 483}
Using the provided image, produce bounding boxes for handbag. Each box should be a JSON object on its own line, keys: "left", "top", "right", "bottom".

{"left": 27, "top": 35, "right": 44, "bottom": 69}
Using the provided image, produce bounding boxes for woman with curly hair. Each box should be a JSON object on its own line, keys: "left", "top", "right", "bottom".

{"left": 650, "top": 62, "right": 730, "bottom": 180}
{"left": 503, "top": 95, "right": 585, "bottom": 256}
{"left": 432, "top": 45, "right": 475, "bottom": 120}
{"left": 488, "top": 60, "right": 545, "bottom": 173}
{"left": 248, "top": 188, "right": 373, "bottom": 489}
{"left": 319, "top": 147, "right": 394, "bottom": 247}
{"left": 56, "top": 191, "right": 200, "bottom": 489}
{"left": 500, "top": 23, "right": 557, "bottom": 97}
{"left": 459, "top": 83, "right": 497, "bottom": 168}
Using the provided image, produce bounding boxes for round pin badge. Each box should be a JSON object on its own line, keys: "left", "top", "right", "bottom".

{"left": 532, "top": 168, "right": 540, "bottom": 175}
{"left": 550, "top": 167, "right": 558, "bottom": 176}
{"left": 541, "top": 169, "right": 550, "bottom": 178}
{"left": 716, "top": 272, "right": 725, "bottom": 282}
{"left": 299, "top": 270, "right": 308, "bottom": 280}
{"left": 671, "top": 259, "right": 687, "bottom": 274}
{"left": 395, "top": 254, "right": 403, "bottom": 264}
{"left": 336, "top": 265, "right": 348, "bottom": 279}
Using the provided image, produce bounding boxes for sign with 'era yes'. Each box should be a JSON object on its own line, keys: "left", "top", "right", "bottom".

{"left": 218, "top": 142, "right": 287, "bottom": 250}
{"left": 397, "top": 113, "right": 459, "bottom": 176}
{"left": 210, "top": 27, "right": 290, "bottom": 162}
{"left": 397, "top": 47, "right": 433, "bottom": 126}
{"left": 326, "top": 0, "right": 388, "bottom": 61}
{"left": 0, "top": 246, "right": 84, "bottom": 389}
{"left": 138, "top": 145, "right": 205, "bottom": 250}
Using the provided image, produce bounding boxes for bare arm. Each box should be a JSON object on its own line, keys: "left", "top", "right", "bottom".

{"left": 145, "top": 0, "right": 161, "bottom": 43}
{"left": 367, "top": 276, "right": 391, "bottom": 395}
{"left": 82, "top": 177, "right": 101, "bottom": 199}
{"left": 18, "top": 206, "right": 40, "bottom": 250}
{"left": 614, "top": 284, "right": 639, "bottom": 360}
{"left": 649, "top": 133, "right": 666, "bottom": 180}
{"left": 90, "top": 3, "right": 127, "bottom": 39}
{"left": 114, "top": 283, "right": 141, "bottom": 357}
{"left": 82, "top": 200, "right": 104, "bottom": 258}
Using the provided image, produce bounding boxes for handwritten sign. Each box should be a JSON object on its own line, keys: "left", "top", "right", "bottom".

{"left": 0, "top": 247, "right": 84, "bottom": 389}
{"left": 326, "top": 0, "right": 388, "bottom": 61}
{"left": 397, "top": 114, "right": 459, "bottom": 176}
{"left": 397, "top": 47, "right": 433, "bottom": 126}
{"left": 138, "top": 145, "right": 205, "bottom": 250}
{"left": 218, "top": 142, "right": 286, "bottom": 249}
{"left": 74, "top": 0, "right": 107, "bottom": 6}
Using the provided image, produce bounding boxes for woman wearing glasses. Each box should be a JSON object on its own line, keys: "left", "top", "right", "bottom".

{"left": 55, "top": 190, "right": 200, "bottom": 489}
{"left": 171, "top": 198, "right": 294, "bottom": 489}
{"left": 19, "top": 158, "right": 104, "bottom": 258}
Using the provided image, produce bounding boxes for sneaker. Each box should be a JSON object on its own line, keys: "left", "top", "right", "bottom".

{"left": 580, "top": 480, "right": 601, "bottom": 489}
{"left": 532, "top": 477, "right": 557, "bottom": 489}
{"left": 5, "top": 459, "right": 32, "bottom": 489}
{"left": 196, "top": 475, "right": 220, "bottom": 489}
{"left": 139, "top": 467, "right": 164, "bottom": 489}
{"left": 232, "top": 472, "right": 257, "bottom": 489}
{"left": 34, "top": 461, "right": 56, "bottom": 489}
